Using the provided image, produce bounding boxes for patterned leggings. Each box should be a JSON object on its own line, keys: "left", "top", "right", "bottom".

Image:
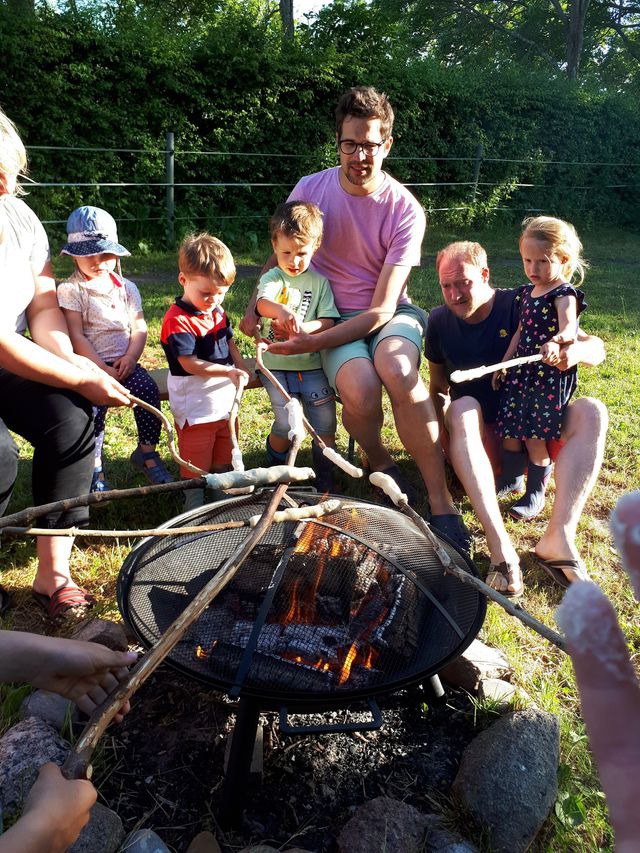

{"left": 94, "top": 364, "right": 161, "bottom": 464}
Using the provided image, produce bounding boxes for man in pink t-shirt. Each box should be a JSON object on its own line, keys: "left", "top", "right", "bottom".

{"left": 241, "top": 86, "right": 469, "bottom": 551}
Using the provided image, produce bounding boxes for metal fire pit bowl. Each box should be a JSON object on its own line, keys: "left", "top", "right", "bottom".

{"left": 118, "top": 489, "right": 486, "bottom": 706}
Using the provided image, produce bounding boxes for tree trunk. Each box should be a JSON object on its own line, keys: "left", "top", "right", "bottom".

{"left": 566, "top": 0, "right": 590, "bottom": 79}
{"left": 279, "top": 0, "right": 294, "bottom": 41}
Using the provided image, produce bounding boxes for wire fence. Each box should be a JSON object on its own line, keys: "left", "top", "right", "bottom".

{"left": 25, "top": 136, "right": 640, "bottom": 248}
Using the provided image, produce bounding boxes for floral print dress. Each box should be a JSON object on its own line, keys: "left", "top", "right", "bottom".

{"left": 496, "top": 283, "right": 586, "bottom": 441}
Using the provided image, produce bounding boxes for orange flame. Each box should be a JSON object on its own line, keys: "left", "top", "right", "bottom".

{"left": 338, "top": 642, "right": 358, "bottom": 685}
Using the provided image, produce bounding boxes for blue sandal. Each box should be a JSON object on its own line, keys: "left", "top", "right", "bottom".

{"left": 130, "top": 447, "right": 174, "bottom": 485}
{"left": 91, "top": 466, "right": 111, "bottom": 493}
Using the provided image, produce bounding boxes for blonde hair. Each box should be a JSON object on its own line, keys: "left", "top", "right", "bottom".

{"left": 0, "top": 107, "right": 28, "bottom": 197}
{"left": 520, "top": 216, "right": 587, "bottom": 285}
{"left": 269, "top": 201, "right": 324, "bottom": 247}
{"left": 178, "top": 232, "right": 235, "bottom": 285}
{"left": 435, "top": 241, "right": 488, "bottom": 273}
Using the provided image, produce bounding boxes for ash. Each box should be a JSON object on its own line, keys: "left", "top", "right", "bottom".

{"left": 96, "top": 667, "right": 480, "bottom": 852}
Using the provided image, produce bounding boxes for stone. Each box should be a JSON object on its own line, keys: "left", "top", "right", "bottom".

{"left": 186, "top": 831, "right": 223, "bottom": 853}
{"left": 69, "top": 802, "right": 125, "bottom": 853}
{"left": 238, "top": 847, "right": 279, "bottom": 853}
{"left": 0, "top": 717, "right": 68, "bottom": 816}
{"left": 121, "top": 828, "right": 171, "bottom": 852}
{"left": 424, "top": 825, "right": 478, "bottom": 852}
{"left": 20, "top": 689, "right": 78, "bottom": 732}
{"left": 439, "top": 639, "right": 512, "bottom": 693}
{"left": 337, "top": 796, "right": 432, "bottom": 853}
{"left": 452, "top": 708, "right": 560, "bottom": 852}
{"left": 477, "top": 678, "right": 518, "bottom": 705}
{"left": 71, "top": 618, "right": 129, "bottom": 651}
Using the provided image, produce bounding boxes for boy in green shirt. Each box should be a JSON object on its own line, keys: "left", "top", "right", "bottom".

{"left": 256, "top": 201, "right": 340, "bottom": 490}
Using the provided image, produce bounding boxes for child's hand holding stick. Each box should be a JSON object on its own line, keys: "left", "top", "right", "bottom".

{"left": 255, "top": 342, "right": 363, "bottom": 479}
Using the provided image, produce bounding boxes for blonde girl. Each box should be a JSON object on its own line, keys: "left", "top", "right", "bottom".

{"left": 494, "top": 216, "right": 587, "bottom": 519}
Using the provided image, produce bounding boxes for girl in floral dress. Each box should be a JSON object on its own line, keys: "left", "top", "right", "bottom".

{"left": 494, "top": 216, "right": 586, "bottom": 519}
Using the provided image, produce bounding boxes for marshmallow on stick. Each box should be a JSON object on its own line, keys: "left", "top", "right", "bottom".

{"left": 450, "top": 353, "right": 542, "bottom": 384}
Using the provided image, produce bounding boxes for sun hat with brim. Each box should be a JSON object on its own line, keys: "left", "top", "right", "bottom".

{"left": 61, "top": 205, "right": 130, "bottom": 257}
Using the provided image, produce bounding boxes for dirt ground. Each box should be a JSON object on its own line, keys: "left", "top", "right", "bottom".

{"left": 97, "top": 666, "right": 480, "bottom": 852}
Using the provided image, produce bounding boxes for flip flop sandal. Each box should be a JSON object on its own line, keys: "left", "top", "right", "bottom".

{"left": 486, "top": 561, "right": 524, "bottom": 598}
{"left": 0, "top": 584, "right": 12, "bottom": 616}
{"left": 532, "top": 554, "right": 589, "bottom": 589}
{"left": 32, "top": 582, "right": 95, "bottom": 620}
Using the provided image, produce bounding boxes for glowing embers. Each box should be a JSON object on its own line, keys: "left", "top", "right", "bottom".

{"left": 186, "top": 521, "right": 424, "bottom": 693}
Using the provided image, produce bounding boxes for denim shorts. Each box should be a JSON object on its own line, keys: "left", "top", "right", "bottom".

{"left": 260, "top": 368, "right": 337, "bottom": 438}
{"left": 321, "top": 302, "right": 428, "bottom": 390}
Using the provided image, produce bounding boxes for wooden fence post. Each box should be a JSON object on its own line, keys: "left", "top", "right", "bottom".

{"left": 166, "top": 131, "right": 175, "bottom": 248}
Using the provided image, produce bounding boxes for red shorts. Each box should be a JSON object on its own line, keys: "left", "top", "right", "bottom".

{"left": 176, "top": 419, "right": 233, "bottom": 479}
{"left": 441, "top": 422, "right": 564, "bottom": 476}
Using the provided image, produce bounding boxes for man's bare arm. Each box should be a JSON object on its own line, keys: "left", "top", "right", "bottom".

{"left": 555, "top": 331, "right": 606, "bottom": 371}
{"left": 267, "top": 263, "right": 412, "bottom": 356}
{"left": 428, "top": 360, "right": 450, "bottom": 434}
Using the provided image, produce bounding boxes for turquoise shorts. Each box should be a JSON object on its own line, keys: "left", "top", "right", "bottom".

{"left": 321, "top": 302, "right": 429, "bottom": 390}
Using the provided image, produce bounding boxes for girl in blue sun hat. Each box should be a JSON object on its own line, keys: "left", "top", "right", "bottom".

{"left": 58, "top": 206, "right": 173, "bottom": 490}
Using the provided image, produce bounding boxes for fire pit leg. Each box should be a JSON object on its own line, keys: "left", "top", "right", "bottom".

{"left": 423, "top": 674, "right": 446, "bottom": 707}
{"left": 219, "top": 697, "right": 262, "bottom": 828}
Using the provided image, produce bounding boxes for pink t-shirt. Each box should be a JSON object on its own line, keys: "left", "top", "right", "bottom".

{"left": 288, "top": 167, "right": 426, "bottom": 314}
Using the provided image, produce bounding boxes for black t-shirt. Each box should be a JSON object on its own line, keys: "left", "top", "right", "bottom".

{"left": 426, "top": 287, "right": 522, "bottom": 423}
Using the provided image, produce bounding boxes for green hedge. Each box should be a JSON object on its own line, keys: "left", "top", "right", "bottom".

{"left": 1, "top": 2, "right": 638, "bottom": 250}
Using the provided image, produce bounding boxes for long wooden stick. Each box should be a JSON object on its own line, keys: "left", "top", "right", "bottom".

{"left": 2, "top": 500, "right": 346, "bottom": 539}
{"left": 369, "top": 472, "right": 567, "bottom": 651}
{"left": 0, "top": 480, "right": 205, "bottom": 531}
{"left": 128, "top": 394, "right": 206, "bottom": 476}
{"left": 62, "top": 439, "right": 306, "bottom": 780}
{"left": 450, "top": 353, "right": 542, "bottom": 384}
{"left": 229, "top": 375, "right": 248, "bottom": 472}
{"left": 255, "top": 343, "right": 363, "bottom": 479}
{"left": 0, "top": 467, "right": 312, "bottom": 532}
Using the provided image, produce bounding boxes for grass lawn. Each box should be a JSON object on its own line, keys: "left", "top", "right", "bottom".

{"left": 1, "top": 220, "right": 639, "bottom": 850}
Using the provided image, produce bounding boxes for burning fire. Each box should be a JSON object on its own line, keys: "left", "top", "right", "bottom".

{"left": 279, "top": 522, "right": 386, "bottom": 685}
{"left": 195, "top": 640, "right": 217, "bottom": 660}
{"left": 192, "top": 520, "right": 390, "bottom": 687}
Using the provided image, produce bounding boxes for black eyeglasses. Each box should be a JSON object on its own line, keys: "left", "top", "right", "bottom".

{"left": 338, "top": 139, "right": 386, "bottom": 156}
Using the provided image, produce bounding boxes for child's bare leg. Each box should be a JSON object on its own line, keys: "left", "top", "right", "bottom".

{"left": 267, "top": 433, "right": 291, "bottom": 454}
{"left": 525, "top": 438, "right": 551, "bottom": 466}
{"left": 33, "top": 536, "right": 76, "bottom": 597}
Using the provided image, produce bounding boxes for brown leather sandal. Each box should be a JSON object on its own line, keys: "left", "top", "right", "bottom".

{"left": 486, "top": 561, "right": 524, "bottom": 598}
{"left": 32, "top": 581, "right": 95, "bottom": 620}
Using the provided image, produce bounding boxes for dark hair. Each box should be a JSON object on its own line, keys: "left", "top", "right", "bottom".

{"left": 335, "top": 86, "right": 394, "bottom": 139}
{"left": 269, "top": 201, "right": 324, "bottom": 246}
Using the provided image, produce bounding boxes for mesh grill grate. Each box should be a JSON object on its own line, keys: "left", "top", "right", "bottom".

{"left": 118, "top": 491, "right": 485, "bottom": 702}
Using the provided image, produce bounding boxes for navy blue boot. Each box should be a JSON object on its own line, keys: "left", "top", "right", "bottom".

{"left": 312, "top": 442, "right": 336, "bottom": 494}
{"left": 509, "top": 463, "right": 553, "bottom": 520}
{"left": 495, "top": 448, "right": 527, "bottom": 498}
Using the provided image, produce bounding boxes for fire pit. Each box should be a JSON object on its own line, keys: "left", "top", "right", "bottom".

{"left": 117, "top": 489, "right": 485, "bottom": 822}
